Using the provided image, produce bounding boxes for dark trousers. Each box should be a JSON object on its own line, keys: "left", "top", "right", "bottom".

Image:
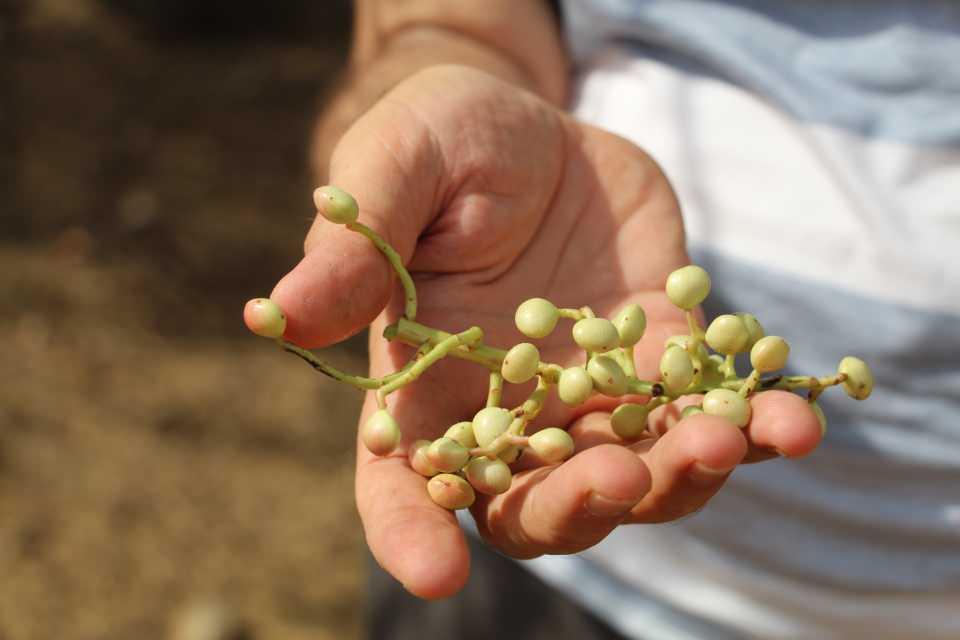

{"left": 365, "top": 535, "right": 630, "bottom": 640}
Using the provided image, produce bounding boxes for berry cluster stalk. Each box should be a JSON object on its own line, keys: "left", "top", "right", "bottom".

{"left": 243, "top": 186, "right": 875, "bottom": 510}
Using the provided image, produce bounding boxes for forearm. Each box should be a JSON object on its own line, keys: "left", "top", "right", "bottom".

{"left": 313, "top": 0, "right": 568, "bottom": 178}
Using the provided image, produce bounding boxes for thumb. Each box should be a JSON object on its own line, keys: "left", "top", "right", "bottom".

{"left": 267, "top": 100, "right": 446, "bottom": 348}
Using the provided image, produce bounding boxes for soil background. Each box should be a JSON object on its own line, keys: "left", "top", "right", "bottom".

{"left": 2, "top": 1, "right": 370, "bottom": 638}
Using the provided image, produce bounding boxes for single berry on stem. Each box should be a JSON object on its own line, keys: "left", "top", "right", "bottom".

{"left": 361, "top": 409, "right": 401, "bottom": 456}
{"left": 750, "top": 336, "right": 790, "bottom": 373}
{"left": 587, "top": 355, "right": 628, "bottom": 397}
{"left": 313, "top": 185, "right": 359, "bottom": 224}
{"left": 572, "top": 318, "right": 621, "bottom": 353}
{"left": 243, "top": 298, "right": 287, "bottom": 339}
{"left": 659, "top": 345, "right": 695, "bottom": 395}
{"left": 705, "top": 314, "right": 750, "bottom": 355}
{"left": 444, "top": 421, "right": 478, "bottom": 449}
{"left": 409, "top": 439, "right": 439, "bottom": 477}
{"left": 558, "top": 366, "right": 593, "bottom": 406}
{"left": 427, "top": 437, "right": 470, "bottom": 473}
{"left": 501, "top": 343, "right": 540, "bottom": 384}
{"left": 665, "top": 265, "right": 711, "bottom": 310}
{"left": 702, "top": 388, "right": 752, "bottom": 428}
{"left": 472, "top": 407, "right": 513, "bottom": 448}
{"left": 611, "top": 403, "right": 649, "bottom": 439}
{"left": 838, "top": 356, "right": 874, "bottom": 400}
{"left": 613, "top": 303, "right": 647, "bottom": 347}
{"left": 427, "top": 474, "right": 476, "bottom": 510}
{"left": 528, "top": 428, "right": 575, "bottom": 464}
{"left": 465, "top": 457, "right": 513, "bottom": 495}
{"left": 515, "top": 298, "right": 559, "bottom": 339}
{"left": 736, "top": 312, "right": 765, "bottom": 349}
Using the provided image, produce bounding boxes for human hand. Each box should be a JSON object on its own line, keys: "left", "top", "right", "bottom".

{"left": 265, "top": 65, "right": 823, "bottom": 598}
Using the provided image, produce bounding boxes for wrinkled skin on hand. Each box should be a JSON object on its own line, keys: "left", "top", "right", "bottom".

{"left": 267, "top": 65, "right": 822, "bottom": 599}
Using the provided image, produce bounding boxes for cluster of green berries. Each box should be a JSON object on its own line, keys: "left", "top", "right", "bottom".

{"left": 245, "top": 186, "right": 876, "bottom": 511}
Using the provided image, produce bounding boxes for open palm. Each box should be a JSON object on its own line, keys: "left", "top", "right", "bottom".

{"left": 269, "top": 66, "right": 821, "bottom": 598}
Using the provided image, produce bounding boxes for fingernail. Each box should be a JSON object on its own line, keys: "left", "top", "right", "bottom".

{"left": 585, "top": 492, "right": 637, "bottom": 517}
{"left": 688, "top": 462, "right": 736, "bottom": 488}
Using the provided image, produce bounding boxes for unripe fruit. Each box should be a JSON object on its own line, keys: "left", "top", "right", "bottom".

{"left": 558, "top": 366, "right": 593, "bottom": 406}
{"left": 838, "top": 356, "right": 874, "bottom": 400}
{"left": 665, "top": 265, "right": 711, "bottom": 310}
{"left": 611, "top": 403, "right": 649, "bottom": 439}
{"left": 572, "top": 318, "right": 621, "bottom": 353}
{"left": 665, "top": 334, "right": 710, "bottom": 363}
{"left": 810, "top": 401, "right": 827, "bottom": 435}
{"left": 681, "top": 405, "right": 704, "bottom": 419}
{"left": 362, "top": 410, "right": 401, "bottom": 455}
{"left": 659, "top": 345, "right": 694, "bottom": 394}
{"left": 472, "top": 407, "right": 513, "bottom": 448}
{"left": 587, "top": 355, "right": 628, "bottom": 397}
{"left": 613, "top": 303, "right": 646, "bottom": 347}
{"left": 244, "top": 298, "right": 286, "bottom": 339}
{"left": 408, "top": 439, "right": 438, "bottom": 477}
{"left": 736, "top": 312, "right": 765, "bottom": 349}
{"left": 705, "top": 314, "right": 749, "bottom": 355}
{"left": 528, "top": 428, "right": 575, "bottom": 464}
{"left": 427, "top": 437, "right": 470, "bottom": 473}
{"left": 515, "top": 298, "right": 559, "bottom": 339}
{"left": 501, "top": 342, "right": 540, "bottom": 384}
{"left": 702, "top": 389, "right": 752, "bottom": 428}
{"left": 427, "top": 473, "right": 475, "bottom": 510}
{"left": 313, "top": 185, "right": 359, "bottom": 224}
{"left": 499, "top": 446, "right": 520, "bottom": 464}
{"left": 444, "top": 421, "right": 477, "bottom": 449}
{"left": 750, "top": 336, "right": 790, "bottom": 373}
{"left": 465, "top": 457, "right": 512, "bottom": 495}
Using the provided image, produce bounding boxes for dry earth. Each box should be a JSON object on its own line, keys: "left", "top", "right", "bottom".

{"left": 2, "top": 2, "right": 369, "bottom": 638}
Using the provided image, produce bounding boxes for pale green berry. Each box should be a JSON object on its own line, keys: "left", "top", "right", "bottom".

{"left": 501, "top": 343, "right": 540, "bottom": 384}
{"left": 810, "top": 401, "right": 827, "bottom": 436}
{"left": 515, "top": 298, "right": 559, "bottom": 339}
{"left": 361, "top": 409, "right": 401, "bottom": 456}
{"left": 243, "top": 298, "right": 286, "bottom": 339}
{"left": 587, "top": 355, "right": 628, "bottom": 397}
{"left": 611, "top": 403, "right": 649, "bottom": 439}
{"left": 465, "top": 457, "right": 512, "bottom": 495}
{"left": 472, "top": 407, "right": 513, "bottom": 448}
{"left": 558, "top": 366, "right": 593, "bottom": 406}
{"left": 427, "top": 473, "right": 475, "bottom": 510}
{"left": 705, "top": 314, "right": 750, "bottom": 355}
{"left": 613, "top": 303, "right": 646, "bottom": 347}
{"left": 408, "top": 439, "right": 438, "bottom": 477}
{"left": 313, "top": 185, "right": 359, "bottom": 224}
{"left": 838, "top": 356, "right": 874, "bottom": 400}
{"left": 736, "top": 312, "right": 765, "bottom": 349}
{"left": 499, "top": 446, "right": 520, "bottom": 464}
{"left": 702, "top": 389, "right": 752, "bottom": 428}
{"left": 528, "top": 428, "right": 575, "bottom": 464}
{"left": 665, "top": 265, "right": 711, "bottom": 310}
{"left": 681, "top": 405, "right": 704, "bottom": 419}
{"left": 665, "top": 334, "right": 710, "bottom": 362}
{"left": 572, "top": 318, "right": 621, "bottom": 353}
{"left": 444, "top": 421, "right": 477, "bottom": 449}
{"left": 427, "top": 437, "right": 470, "bottom": 473}
{"left": 659, "top": 345, "right": 694, "bottom": 394}
{"left": 750, "top": 335, "right": 790, "bottom": 373}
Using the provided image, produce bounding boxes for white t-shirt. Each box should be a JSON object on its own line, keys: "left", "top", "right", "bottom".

{"left": 517, "top": 2, "right": 960, "bottom": 638}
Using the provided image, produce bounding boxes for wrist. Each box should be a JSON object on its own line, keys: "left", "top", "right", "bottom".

{"left": 312, "top": 8, "right": 568, "bottom": 178}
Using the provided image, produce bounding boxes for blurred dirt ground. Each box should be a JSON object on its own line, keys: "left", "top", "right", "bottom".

{"left": 2, "top": 1, "right": 369, "bottom": 638}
